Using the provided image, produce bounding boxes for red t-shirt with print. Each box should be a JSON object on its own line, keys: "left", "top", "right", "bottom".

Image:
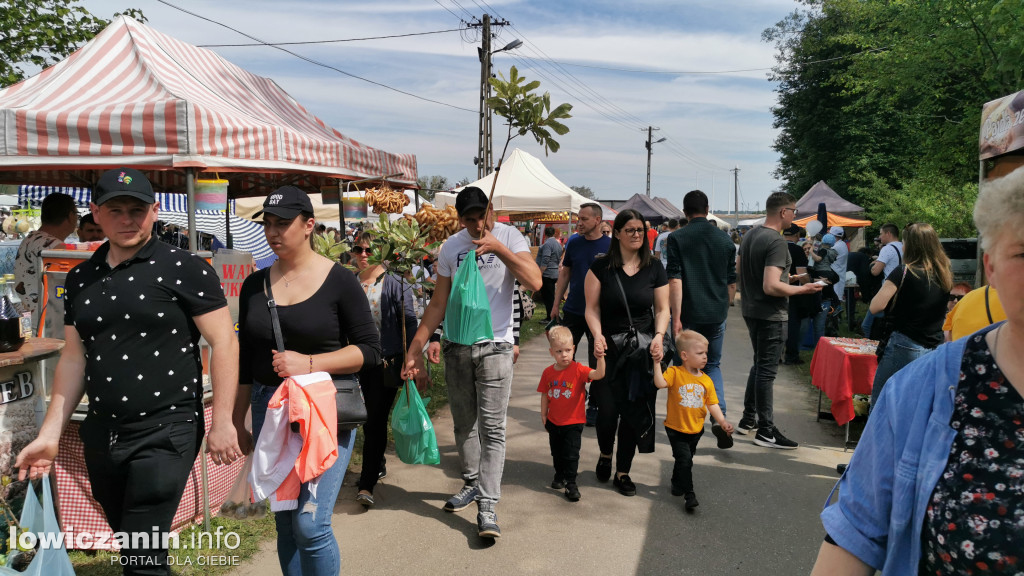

{"left": 537, "top": 361, "right": 593, "bottom": 426}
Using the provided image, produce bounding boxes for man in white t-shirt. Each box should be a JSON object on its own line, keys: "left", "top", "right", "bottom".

{"left": 653, "top": 218, "right": 679, "bottom": 267}
{"left": 404, "top": 186, "right": 541, "bottom": 539}
{"left": 862, "top": 222, "right": 904, "bottom": 336}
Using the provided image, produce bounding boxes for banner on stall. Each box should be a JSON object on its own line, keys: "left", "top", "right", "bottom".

{"left": 195, "top": 179, "right": 228, "bottom": 211}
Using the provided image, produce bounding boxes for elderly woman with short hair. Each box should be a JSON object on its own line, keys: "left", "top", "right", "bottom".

{"left": 811, "top": 167, "right": 1024, "bottom": 575}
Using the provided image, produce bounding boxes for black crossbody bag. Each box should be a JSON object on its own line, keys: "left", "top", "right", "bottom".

{"left": 265, "top": 272, "right": 367, "bottom": 431}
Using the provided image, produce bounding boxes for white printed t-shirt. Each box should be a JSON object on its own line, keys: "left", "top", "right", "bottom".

{"left": 437, "top": 222, "right": 529, "bottom": 344}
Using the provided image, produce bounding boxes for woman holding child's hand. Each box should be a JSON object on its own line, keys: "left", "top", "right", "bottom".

{"left": 584, "top": 209, "right": 670, "bottom": 498}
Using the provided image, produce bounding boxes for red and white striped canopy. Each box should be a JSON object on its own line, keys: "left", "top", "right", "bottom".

{"left": 0, "top": 16, "right": 417, "bottom": 186}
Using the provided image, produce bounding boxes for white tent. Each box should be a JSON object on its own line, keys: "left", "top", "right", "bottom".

{"left": 707, "top": 213, "right": 732, "bottom": 232}
{"left": 435, "top": 148, "right": 590, "bottom": 215}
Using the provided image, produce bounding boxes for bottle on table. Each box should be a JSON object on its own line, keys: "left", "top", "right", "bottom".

{"left": 3, "top": 273, "right": 31, "bottom": 340}
{"left": 0, "top": 278, "right": 25, "bottom": 352}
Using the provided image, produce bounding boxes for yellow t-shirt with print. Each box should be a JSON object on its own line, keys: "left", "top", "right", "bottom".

{"left": 663, "top": 367, "right": 719, "bottom": 434}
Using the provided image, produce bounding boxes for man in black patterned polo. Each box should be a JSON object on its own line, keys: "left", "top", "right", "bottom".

{"left": 17, "top": 168, "right": 243, "bottom": 576}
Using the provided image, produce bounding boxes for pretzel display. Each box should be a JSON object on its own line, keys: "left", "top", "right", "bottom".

{"left": 408, "top": 203, "right": 460, "bottom": 243}
{"left": 364, "top": 184, "right": 410, "bottom": 214}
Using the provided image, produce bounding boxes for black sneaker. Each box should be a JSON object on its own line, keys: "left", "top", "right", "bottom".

{"left": 356, "top": 492, "right": 375, "bottom": 508}
{"left": 477, "top": 507, "right": 501, "bottom": 538}
{"left": 613, "top": 474, "right": 636, "bottom": 497}
{"left": 753, "top": 426, "right": 799, "bottom": 450}
{"left": 443, "top": 484, "right": 479, "bottom": 512}
{"left": 595, "top": 456, "right": 612, "bottom": 482}
{"left": 736, "top": 418, "right": 757, "bottom": 436}
{"left": 564, "top": 483, "right": 581, "bottom": 502}
{"left": 711, "top": 423, "right": 734, "bottom": 449}
{"left": 550, "top": 476, "right": 565, "bottom": 490}
{"left": 684, "top": 492, "right": 699, "bottom": 511}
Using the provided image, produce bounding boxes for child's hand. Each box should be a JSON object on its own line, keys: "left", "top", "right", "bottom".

{"left": 720, "top": 421, "right": 734, "bottom": 435}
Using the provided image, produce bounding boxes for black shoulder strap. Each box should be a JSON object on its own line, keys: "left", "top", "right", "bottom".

{"left": 612, "top": 269, "right": 635, "bottom": 329}
{"left": 894, "top": 244, "right": 902, "bottom": 265}
{"left": 985, "top": 285, "right": 994, "bottom": 324}
{"left": 264, "top": 271, "right": 286, "bottom": 352}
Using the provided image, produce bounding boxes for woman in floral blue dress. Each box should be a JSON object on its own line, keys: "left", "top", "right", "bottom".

{"left": 812, "top": 166, "right": 1024, "bottom": 575}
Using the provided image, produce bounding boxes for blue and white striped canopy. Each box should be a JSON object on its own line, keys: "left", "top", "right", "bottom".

{"left": 17, "top": 185, "right": 274, "bottom": 268}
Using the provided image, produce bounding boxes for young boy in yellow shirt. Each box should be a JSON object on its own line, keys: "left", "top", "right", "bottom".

{"left": 654, "top": 330, "right": 734, "bottom": 510}
{"left": 538, "top": 326, "right": 606, "bottom": 502}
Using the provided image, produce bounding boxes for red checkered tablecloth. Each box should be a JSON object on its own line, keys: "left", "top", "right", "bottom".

{"left": 53, "top": 402, "right": 247, "bottom": 550}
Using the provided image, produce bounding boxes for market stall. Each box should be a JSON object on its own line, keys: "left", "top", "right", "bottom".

{"left": 0, "top": 15, "right": 418, "bottom": 542}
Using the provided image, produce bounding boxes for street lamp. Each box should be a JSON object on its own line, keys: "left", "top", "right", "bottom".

{"left": 645, "top": 127, "right": 666, "bottom": 196}
{"left": 475, "top": 15, "right": 522, "bottom": 178}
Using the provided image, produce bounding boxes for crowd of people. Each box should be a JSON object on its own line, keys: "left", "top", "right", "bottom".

{"left": 7, "top": 163, "right": 1020, "bottom": 575}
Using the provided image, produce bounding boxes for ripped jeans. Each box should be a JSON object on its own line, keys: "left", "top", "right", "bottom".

{"left": 252, "top": 382, "right": 354, "bottom": 576}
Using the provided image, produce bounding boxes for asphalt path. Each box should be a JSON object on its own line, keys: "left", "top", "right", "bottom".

{"left": 230, "top": 305, "right": 853, "bottom": 575}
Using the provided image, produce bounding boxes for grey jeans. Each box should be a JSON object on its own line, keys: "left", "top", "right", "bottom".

{"left": 442, "top": 339, "right": 515, "bottom": 506}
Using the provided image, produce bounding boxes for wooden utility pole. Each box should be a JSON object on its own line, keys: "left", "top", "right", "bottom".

{"left": 732, "top": 166, "right": 740, "bottom": 228}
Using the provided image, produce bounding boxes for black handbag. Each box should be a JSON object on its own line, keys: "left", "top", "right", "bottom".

{"left": 265, "top": 272, "right": 367, "bottom": 431}
{"left": 607, "top": 270, "right": 672, "bottom": 395}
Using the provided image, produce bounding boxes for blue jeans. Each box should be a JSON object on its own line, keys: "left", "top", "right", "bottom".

{"left": 683, "top": 321, "right": 727, "bottom": 415}
{"left": 870, "top": 331, "right": 933, "bottom": 407}
{"left": 442, "top": 340, "right": 514, "bottom": 507}
{"left": 251, "top": 382, "right": 355, "bottom": 576}
{"left": 861, "top": 309, "right": 883, "bottom": 337}
{"left": 741, "top": 317, "right": 786, "bottom": 429}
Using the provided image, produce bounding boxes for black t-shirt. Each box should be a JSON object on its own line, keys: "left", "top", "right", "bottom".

{"left": 65, "top": 237, "right": 227, "bottom": 429}
{"left": 885, "top": 265, "right": 947, "bottom": 348}
{"left": 238, "top": 265, "right": 381, "bottom": 387}
{"left": 589, "top": 257, "right": 668, "bottom": 335}
{"left": 787, "top": 241, "right": 808, "bottom": 274}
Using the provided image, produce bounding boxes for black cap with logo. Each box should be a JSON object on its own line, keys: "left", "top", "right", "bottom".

{"left": 94, "top": 168, "right": 155, "bottom": 205}
{"left": 254, "top": 185, "right": 314, "bottom": 219}
{"left": 455, "top": 186, "right": 489, "bottom": 216}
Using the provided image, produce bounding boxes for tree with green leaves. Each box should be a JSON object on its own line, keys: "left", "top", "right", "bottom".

{"left": 0, "top": 1, "right": 144, "bottom": 88}
{"left": 569, "top": 185, "right": 594, "bottom": 199}
{"left": 764, "top": 0, "right": 1023, "bottom": 231}
{"left": 415, "top": 175, "right": 451, "bottom": 201}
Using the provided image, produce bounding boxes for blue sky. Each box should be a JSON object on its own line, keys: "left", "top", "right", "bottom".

{"left": 79, "top": 0, "right": 804, "bottom": 212}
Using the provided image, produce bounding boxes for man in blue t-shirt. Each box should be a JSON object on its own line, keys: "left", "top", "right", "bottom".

{"left": 552, "top": 203, "right": 610, "bottom": 425}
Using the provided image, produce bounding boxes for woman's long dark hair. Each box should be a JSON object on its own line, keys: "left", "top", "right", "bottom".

{"left": 605, "top": 209, "right": 653, "bottom": 269}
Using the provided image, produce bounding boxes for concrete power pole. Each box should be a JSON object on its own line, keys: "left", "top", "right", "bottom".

{"left": 470, "top": 15, "right": 511, "bottom": 179}
{"left": 644, "top": 126, "right": 663, "bottom": 197}
{"left": 732, "top": 166, "right": 740, "bottom": 229}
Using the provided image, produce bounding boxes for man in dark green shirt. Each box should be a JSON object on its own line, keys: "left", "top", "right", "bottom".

{"left": 666, "top": 190, "right": 737, "bottom": 436}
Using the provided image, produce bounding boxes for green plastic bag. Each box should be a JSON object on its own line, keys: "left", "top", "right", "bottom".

{"left": 442, "top": 249, "right": 494, "bottom": 345}
{"left": 391, "top": 380, "right": 440, "bottom": 465}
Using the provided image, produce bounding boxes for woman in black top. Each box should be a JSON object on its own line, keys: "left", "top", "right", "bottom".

{"left": 235, "top": 186, "right": 380, "bottom": 575}
{"left": 584, "top": 209, "right": 670, "bottom": 496}
{"left": 868, "top": 222, "right": 951, "bottom": 406}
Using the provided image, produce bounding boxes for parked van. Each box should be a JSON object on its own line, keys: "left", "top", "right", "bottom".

{"left": 940, "top": 238, "right": 979, "bottom": 285}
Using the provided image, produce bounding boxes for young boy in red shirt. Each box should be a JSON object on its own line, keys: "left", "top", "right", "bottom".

{"left": 654, "top": 330, "right": 734, "bottom": 511}
{"left": 538, "top": 326, "right": 605, "bottom": 502}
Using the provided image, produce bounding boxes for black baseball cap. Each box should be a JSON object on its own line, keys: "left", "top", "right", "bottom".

{"left": 93, "top": 167, "right": 155, "bottom": 205}
{"left": 455, "top": 186, "right": 488, "bottom": 216}
{"left": 254, "top": 185, "right": 314, "bottom": 219}
{"left": 783, "top": 223, "right": 802, "bottom": 236}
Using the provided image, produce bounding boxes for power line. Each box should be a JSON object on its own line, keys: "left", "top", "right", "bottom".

{"left": 197, "top": 28, "right": 464, "bottom": 48}
{"left": 432, "top": 0, "right": 466, "bottom": 22}
{"left": 157, "top": 0, "right": 476, "bottom": 114}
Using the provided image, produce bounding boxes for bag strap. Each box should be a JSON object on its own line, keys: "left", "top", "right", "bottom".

{"left": 264, "top": 271, "right": 286, "bottom": 352}
{"left": 985, "top": 285, "right": 994, "bottom": 324}
{"left": 612, "top": 269, "right": 635, "bottom": 329}
{"left": 886, "top": 264, "right": 907, "bottom": 315}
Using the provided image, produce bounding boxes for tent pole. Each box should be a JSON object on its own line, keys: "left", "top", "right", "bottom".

{"left": 186, "top": 167, "right": 198, "bottom": 252}
{"left": 225, "top": 190, "right": 232, "bottom": 249}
